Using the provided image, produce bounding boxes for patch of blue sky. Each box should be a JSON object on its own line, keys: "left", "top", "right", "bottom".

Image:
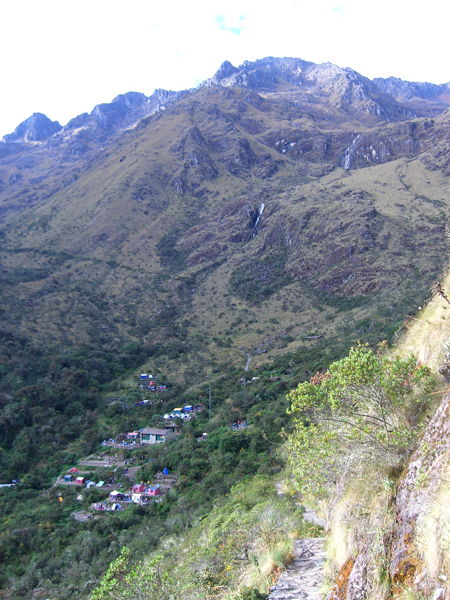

{"left": 215, "top": 14, "right": 244, "bottom": 35}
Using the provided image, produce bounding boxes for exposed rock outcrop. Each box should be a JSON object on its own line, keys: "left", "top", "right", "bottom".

{"left": 2, "top": 112, "right": 62, "bottom": 143}
{"left": 326, "top": 391, "right": 450, "bottom": 600}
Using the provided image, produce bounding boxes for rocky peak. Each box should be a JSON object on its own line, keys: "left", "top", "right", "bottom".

{"left": 2, "top": 112, "right": 62, "bottom": 143}
{"left": 214, "top": 60, "right": 239, "bottom": 81}
{"left": 203, "top": 56, "right": 313, "bottom": 90}
{"left": 373, "top": 76, "right": 450, "bottom": 104}
{"left": 111, "top": 91, "right": 147, "bottom": 110}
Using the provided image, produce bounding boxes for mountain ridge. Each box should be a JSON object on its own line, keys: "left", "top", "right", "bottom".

{"left": 3, "top": 56, "right": 450, "bottom": 147}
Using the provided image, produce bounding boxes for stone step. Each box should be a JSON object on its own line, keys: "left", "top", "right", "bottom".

{"left": 268, "top": 537, "right": 325, "bottom": 600}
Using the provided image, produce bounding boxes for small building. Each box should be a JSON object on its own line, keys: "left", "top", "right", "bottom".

{"left": 64, "top": 474, "right": 73, "bottom": 482}
{"left": 133, "top": 483, "right": 145, "bottom": 493}
{"left": 140, "top": 427, "right": 177, "bottom": 445}
{"left": 148, "top": 486, "right": 161, "bottom": 496}
{"left": 164, "top": 424, "right": 179, "bottom": 435}
{"left": 127, "top": 431, "right": 139, "bottom": 440}
{"left": 75, "top": 477, "right": 86, "bottom": 485}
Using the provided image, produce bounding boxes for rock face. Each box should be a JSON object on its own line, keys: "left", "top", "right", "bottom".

{"left": 390, "top": 394, "right": 450, "bottom": 598}
{"left": 202, "top": 57, "right": 445, "bottom": 123}
{"left": 269, "top": 538, "right": 326, "bottom": 600}
{"left": 2, "top": 112, "right": 62, "bottom": 142}
{"left": 326, "top": 393, "right": 450, "bottom": 600}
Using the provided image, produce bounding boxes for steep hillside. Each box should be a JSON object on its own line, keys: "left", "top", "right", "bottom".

{"left": 1, "top": 59, "right": 450, "bottom": 389}
{"left": 321, "top": 272, "right": 450, "bottom": 600}
{"left": 1, "top": 55, "right": 450, "bottom": 599}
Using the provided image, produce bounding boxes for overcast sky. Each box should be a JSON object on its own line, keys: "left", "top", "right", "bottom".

{"left": 1, "top": 0, "right": 449, "bottom": 138}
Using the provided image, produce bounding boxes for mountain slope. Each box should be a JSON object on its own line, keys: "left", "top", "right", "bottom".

{"left": 1, "top": 60, "right": 450, "bottom": 385}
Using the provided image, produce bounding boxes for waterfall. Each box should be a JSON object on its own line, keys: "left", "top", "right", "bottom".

{"left": 344, "top": 134, "right": 360, "bottom": 170}
{"left": 253, "top": 203, "right": 265, "bottom": 235}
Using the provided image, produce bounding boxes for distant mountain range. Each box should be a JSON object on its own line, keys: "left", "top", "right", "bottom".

{"left": 1, "top": 56, "right": 449, "bottom": 382}
{"left": 3, "top": 57, "right": 450, "bottom": 146}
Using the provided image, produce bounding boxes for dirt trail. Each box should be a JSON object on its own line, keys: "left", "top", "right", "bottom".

{"left": 268, "top": 537, "right": 326, "bottom": 600}
{"left": 271, "top": 484, "right": 326, "bottom": 599}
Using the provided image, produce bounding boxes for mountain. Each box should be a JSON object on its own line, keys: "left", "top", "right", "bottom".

{"left": 2, "top": 55, "right": 450, "bottom": 600}
{"left": 0, "top": 58, "right": 450, "bottom": 379}
{"left": 2, "top": 112, "right": 62, "bottom": 143}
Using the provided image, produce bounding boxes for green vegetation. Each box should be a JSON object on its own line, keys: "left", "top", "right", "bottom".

{"left": 91, "top": 476, "right": 319, "bottom": 600}
{"left": 229, "top": 252, "right": 290, "bottom": 303}
{"left": 286, "top": 343, "right": 435, "bottom": 496}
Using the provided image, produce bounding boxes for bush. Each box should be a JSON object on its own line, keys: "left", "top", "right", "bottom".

{"left": 286, "top": 342, "right": 435, "bottom": 496}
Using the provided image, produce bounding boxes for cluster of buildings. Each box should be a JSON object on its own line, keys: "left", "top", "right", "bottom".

{"left": 139, "top": 373, "right": 167, "bottom": 392}
{"left": 90, "top": 471, "right": 179, "bottom": 511}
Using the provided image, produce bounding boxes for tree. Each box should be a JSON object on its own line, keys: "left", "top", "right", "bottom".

{"left": 91, "top": 547, "right": 174, "bottom": 600}
{"left": 286, "top": 343, "right": 435, "bottom": 496}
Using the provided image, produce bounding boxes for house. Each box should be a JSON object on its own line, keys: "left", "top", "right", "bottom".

{"left": 164, "top": 424, "right": 179, "bottom": 435}
{"left": 75, "top": 477, "right": 86, "bottom": 485}
{"left": 139, "top": 427, "right": 177, "bottom": 445}
{"left": 133, "top": 483, "right": 145, "bottom": 493}
{"left": 148, "top": 486, "right": 161, "bottom": 496}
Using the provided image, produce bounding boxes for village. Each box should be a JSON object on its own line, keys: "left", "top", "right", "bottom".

{"left": 56, "top": 446, "right": 180, "bottom": 520}
{"left": 52, "top": 371, "right": 204, "bottom": 518}
{"left": 52, "top": 369, "right": 251, "bottom": 520}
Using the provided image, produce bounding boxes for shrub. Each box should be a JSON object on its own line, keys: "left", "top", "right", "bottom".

{"left": 286, "top": 342, "right": 435, "bottom": 496}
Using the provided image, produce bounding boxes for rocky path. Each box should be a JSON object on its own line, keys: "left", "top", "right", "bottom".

{"left": 268, "top": 537, "right": 326, "bottom": 600}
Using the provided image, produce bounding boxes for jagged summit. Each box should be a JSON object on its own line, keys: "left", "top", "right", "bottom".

{"left": 373, "top": 75, "right": 450, "bottom": 102}
{"left": 4, "top": 57, "right": 450, "bottom": 146}
{"left": 2, "top": 112, "right": 62, "bottom": 143}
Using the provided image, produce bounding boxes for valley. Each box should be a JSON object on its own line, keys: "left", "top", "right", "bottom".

{"left": 1, "top": 56, "right": 450, "bottom": 599}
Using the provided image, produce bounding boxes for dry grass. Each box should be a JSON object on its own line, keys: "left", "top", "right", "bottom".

{"left": 415, "top": 475, "right": 450, "bottom": 584}
{"left": 399, "top": 269, "right": 450, "bottom": 372}
{"left": 325, "top": 466, "right": 395, "bottom": 597}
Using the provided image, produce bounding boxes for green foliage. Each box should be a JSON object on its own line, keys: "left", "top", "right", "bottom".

{"left": 239, "top": 588, "right": 268, "bottom": 600}
{"left": 229, "top": 252, "right": 289, "bottom": 303}
{"left": 91, "top": 547, "right": 173, "bottom": 600}
{"left": 286, "top": 343, "right": 436, "bottom": 496}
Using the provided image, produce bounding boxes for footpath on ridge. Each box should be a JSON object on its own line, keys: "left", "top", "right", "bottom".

{"left": 270, "top": 484, "right": 326, "bottom": 599}
{"left": 268, "top": 538, "right": 326, "bottom": 600}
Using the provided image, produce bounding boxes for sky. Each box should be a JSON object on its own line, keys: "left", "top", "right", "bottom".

{"left": 1, "top": 0, "right": 449, "bottom": 138}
